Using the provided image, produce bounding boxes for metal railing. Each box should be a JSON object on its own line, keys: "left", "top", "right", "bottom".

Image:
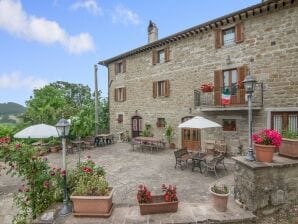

{"left": 194, "top": 83, "right": 263, "bottom": 108}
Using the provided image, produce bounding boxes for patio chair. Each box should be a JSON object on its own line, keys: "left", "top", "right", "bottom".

{"left": 174, "top": 149, "right": 192, "bottom": 170}
{"left": 201, "top": 153, "right": 227, "bottom": 177}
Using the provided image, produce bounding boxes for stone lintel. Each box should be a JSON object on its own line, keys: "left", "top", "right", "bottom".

{"left": 232, "top": 155, "right": 298, "bottom": 170}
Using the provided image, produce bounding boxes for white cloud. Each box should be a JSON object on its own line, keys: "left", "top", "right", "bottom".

{"left": 112, "top": 5, "right": 141, "bottom": 25}
{"left": 0, "top": 0, "right": 95, "bottom": 54}
{"left": 0, "top": 72, "right": 48, "bottom": 90}
{"left": 70, "top": 0, "right": 102, "bottom": 16}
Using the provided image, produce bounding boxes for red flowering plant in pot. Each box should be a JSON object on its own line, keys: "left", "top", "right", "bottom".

{"left": 252, "top": 129, "right": 282, "bottom": 163}
{"left": 200, "top": 83, "right": 214, "bottom": 93}
{"left": 69, "top": 156, "right": 115, "bottom": 217}
{"left": 137, "top": 184, "right": 178, "bottom": 215}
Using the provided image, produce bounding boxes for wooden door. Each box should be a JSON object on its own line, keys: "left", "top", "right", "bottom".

{"left": 132, "top": 116, "right": 142, "bottom": 138}
{"left": 181, "top": 116, "right": 201, "bottom": 151}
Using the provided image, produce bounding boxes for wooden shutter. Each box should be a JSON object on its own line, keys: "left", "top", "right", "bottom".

{"left": 114, "top": 63, "right": 118, "bottom": 74}
{"left": 123, "top": 87, "right": 126, "bottom": 101}
{"left": 235, "top": 23, "right": 244, "bottom": 43}
{"left": 237, "top": 65, "right": 247, "bottom": 104}
{"left": 164, "top": 80, "right": 170, "bottom": 97}
{"left": 165, "top": 47, "right": 170, "bottom": 62}
{"left": 114, "top": 88, "right": 118, "bottom": 102}
{"left": 122, "top": 60, "right": 126, "bottom": 73}
{"left": 152, "top": 49, "right": 157, "bottom": 65}
{"left": 153, "top": 81, "right": 157, "bottom": 98}
{"left": 214, "top": 70, "right": 223, "bottom": 105}
{"left": 214, "top": 29, "right": 222, "bottom": 49}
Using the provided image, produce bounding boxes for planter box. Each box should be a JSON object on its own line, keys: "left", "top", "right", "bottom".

{"left": 279, "top": 138, "right": 298, "bottom": 159}
{"left": 139, "top": 195, "right": 178, "bottom": 215}
{"left": 71, "top": 187, "right": 114, "bottom": 217}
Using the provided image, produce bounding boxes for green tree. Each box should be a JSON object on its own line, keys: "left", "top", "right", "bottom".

{"left": 23, "top": 86, "right": 71, "bottom": 125}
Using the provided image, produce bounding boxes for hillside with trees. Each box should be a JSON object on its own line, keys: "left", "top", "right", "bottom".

{"left": 0, "top": 102, "right": 26, "bottom": 115}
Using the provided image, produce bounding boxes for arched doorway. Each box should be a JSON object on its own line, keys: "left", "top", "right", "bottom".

{"left": 181, "top": 116, "right": 201, "bottom": 151}
{"left": 132, "top": 116, "right": 142, "bottom": 138}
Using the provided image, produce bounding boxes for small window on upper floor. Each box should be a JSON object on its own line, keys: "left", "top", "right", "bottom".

{"left": 158, "top": 49, "right": 165, "bottom": 63}
{"left": 215, "top": 23, "right": 244, "bottom": 49}
{"left": 115, "top": 60, "right": 126, "bottom": 74}
{"left": 153, "top": 80, "right": 170, "bottom": 98}
{"left": 223, "top": 27, "right": 235, "bottom": 46}
{"left": 152, "top": 46, "right": 170, "bottom": 65}
{"left": 114, "top": 87, "right": 126, "bottom": 102}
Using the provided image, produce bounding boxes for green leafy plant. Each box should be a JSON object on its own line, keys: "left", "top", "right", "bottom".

{"left": 0, "top": 142, "right": 63, "bottom": 223}
{"left": 282, "top": 129, "right": 298, "bottom": 139}
{"left": 165, "top": 124, "right": 174, "bottom": 144}
{"left": 140, "top": 123, "right": 153, "bottom": 137}
{"left": 68, "top": 157, "right": 107, "bottom": 196}
{"left": 211, "top": 184, "right": 229, "bottom": 194}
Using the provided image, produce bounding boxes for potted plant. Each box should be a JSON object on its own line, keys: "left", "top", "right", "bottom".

{"left": 137, "top": 184, "right": 178, "bottom": 215}
{"left": 69, "top": 157, "right": 114, "bottom": 217}
{"left": 279, "top": 129, "right": 298, "bottom": 159}
{"left": 209, "top": 184, "right": 230, "bottom": 212}
{"left": 200, "top": 83, "right": 214, "bottom": 93}
{"left": 252, "top": 129, "right": 282, "bottom": 163}
{"left": 165, "top": 124, "right": 175, "bottom": 149}
{"left": 140, "top": 123, "right": 153, "bottom": 137}
{"left": 49, "top": 138, "right": 60, "bottom": 153}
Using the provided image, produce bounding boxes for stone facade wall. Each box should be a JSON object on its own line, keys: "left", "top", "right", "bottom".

{"left": 107, "top": 4, "right": 298, "bottom": 154}
{"left": 233, "top": 156, "right": 298, "bottom": 213}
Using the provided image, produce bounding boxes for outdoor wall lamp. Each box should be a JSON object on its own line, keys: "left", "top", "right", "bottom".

{"left": 55, "top": 118, "right": 71, "bottom": 216}
{"left": 243, "top": 71, "right": 257, "bottom": 161}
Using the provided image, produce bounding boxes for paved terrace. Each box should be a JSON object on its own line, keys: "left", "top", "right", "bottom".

{"left": 0, "top": 143, "right": 255, "bottom": 224}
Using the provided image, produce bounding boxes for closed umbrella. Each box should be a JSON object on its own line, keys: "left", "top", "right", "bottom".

{"left": 14, "top": 124, "right": 58, "bottom": 139}
{"left": 178, "top": 116, "right": 221, "bottom": 129}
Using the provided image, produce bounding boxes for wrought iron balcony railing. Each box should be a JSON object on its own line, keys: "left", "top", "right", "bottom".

{"left": 194, "top": 83, "right": 263, "bottom": 110}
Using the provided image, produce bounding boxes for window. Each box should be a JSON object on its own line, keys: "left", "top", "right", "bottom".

{"left": 214, "top": 65, "right": 247, "bottom": 106}
{"left": 223, "top": 119, "right": 236, "bottom": 131}
{"left": 215, "top": 23, "right": 244, "bottom": 49}
{"left": 223, "top": 69, "right": 237, "bottom": 95}
{"left": 271, "top": 112, "right": 298, "bottom": 133}
{"left": 158, "top": 50, "right": 165, "bottom": 63}
{"left": 115, "top": 60, "right": 126, "bottom": 74}
{"left": 152, "top": 47, "right": 170, "bottom": 64}
{"left": 223, "top": 28, "right": 235, "bottom": 46}
{"left": 153, "top": 80, "right": 170, "bottom": 98}
{"left": 117, "top": 114, "right": 123, "bottom": 123}
{"left": 114, "top": 87, "right": 126, "bottom": 102}
{"left": 156, "top": 118, "right": 166, "bottom": 127}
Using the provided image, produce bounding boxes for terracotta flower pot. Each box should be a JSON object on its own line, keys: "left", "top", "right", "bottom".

{"left": 255, "top": 144, "right": 275, "bottom": 163}
{"left": 209, "top": 186, "right": 230, "bottom": 212}
{"left": 139, "top": 195, "right": 178, "bottom": 215}
{"left": 50, "top": 146, "right": 59, "bottom": 153}
{"left": 169, "top": 143, "right": 176, "bottom": 149}
{"left": 71, "top": 187, "right": 114, "bottom": 217}
{"left": 279, "top": 138, "right": 298, "bottom": 159}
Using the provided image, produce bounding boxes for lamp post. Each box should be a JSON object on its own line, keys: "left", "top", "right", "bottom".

{"left": 242, "top": 71, "right": 257, "bottom": 161}
{"left": 55, "top": 118, "right": 71, "bottom": 216}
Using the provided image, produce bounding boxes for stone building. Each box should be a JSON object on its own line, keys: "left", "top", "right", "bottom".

{"left": 98, "top": 0, "right": 298, "bottom": 155}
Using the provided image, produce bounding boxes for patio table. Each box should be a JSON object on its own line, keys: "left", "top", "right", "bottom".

{"left": 133, "top": 137, "right": 165, "bottom": 153}
{"left": 191, "top": 152, "right": 207, "bottom": 173}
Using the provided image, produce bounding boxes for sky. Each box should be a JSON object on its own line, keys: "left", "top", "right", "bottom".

{"left": 0, "top": 0, "right": 260, "bottom": 106}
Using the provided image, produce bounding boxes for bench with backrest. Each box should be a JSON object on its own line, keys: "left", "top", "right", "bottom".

{"left": 174, "top": 148, "right": 192, "bottom": 170}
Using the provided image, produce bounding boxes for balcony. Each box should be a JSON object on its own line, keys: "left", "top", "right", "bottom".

{"left": 194, "top": 83, "right": 263, "bottom": 111}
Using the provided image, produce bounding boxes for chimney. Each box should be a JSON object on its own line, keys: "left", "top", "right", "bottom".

{"left": 148, "top": 20, "right": 158, "bottom": 43}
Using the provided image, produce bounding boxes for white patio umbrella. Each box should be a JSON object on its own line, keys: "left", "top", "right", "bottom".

{"left": 14, "top": 124, "right": 59, "bottom": 139}
{"left": 178, "top": 116, "right": 221, "bottom": 129}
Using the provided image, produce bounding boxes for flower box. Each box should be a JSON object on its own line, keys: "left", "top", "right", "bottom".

{"left": 139, "top": 195, "right": 178, "bottom": 215}
{"left": 71, "top": 187, "right": 114, "bottom": 217}
{"left": 279, "top": 138, "right": 298, "bottom": 159}
{"left": 200, "top": 83, "right": 214, "bottom": 93}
